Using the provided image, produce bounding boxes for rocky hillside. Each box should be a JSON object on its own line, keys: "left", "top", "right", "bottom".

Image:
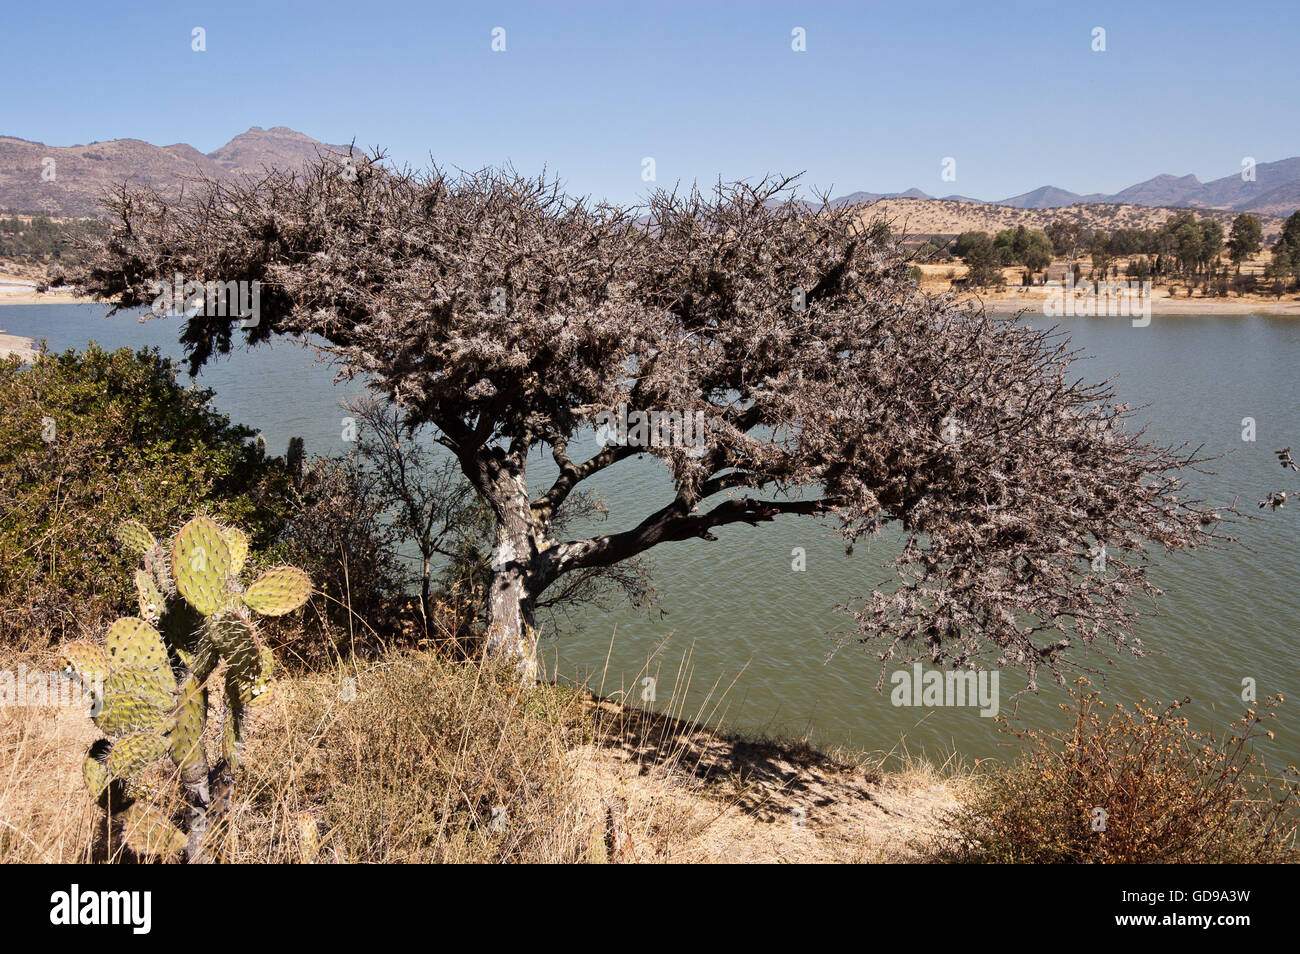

{"left": 0, "top": 126, "right": 348, "bottom": 218}
{"left": 855, "top": 197, "right": 1287, "bottom": 243}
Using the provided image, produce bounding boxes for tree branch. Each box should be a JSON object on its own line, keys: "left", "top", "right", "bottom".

{"left": 539, "top": 495, "right": 831, "bottom": 586}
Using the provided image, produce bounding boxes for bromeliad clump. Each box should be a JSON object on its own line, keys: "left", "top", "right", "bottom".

{"left": 60, "top": 515, "right": 310, "bottom": 862}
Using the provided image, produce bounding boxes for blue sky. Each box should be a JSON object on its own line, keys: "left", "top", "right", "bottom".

{"left": 3, "top": 0, "right": 1297, "bottom": 205}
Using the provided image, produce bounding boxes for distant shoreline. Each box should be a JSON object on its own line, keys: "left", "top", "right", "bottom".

{"left": 7, "top": 295, "right": 1296, "bottom": 318}
{"left": 966, "top": 289, "right": 1300, "bottom": 317}
{"left": 2, "top": 276, "right": 1298, "bottom": 319}
{"left": 0, "top": 275, "right": 94, "bottom": 307}
{"left": 0, "top": 291, "right": 92, "bottom": 306}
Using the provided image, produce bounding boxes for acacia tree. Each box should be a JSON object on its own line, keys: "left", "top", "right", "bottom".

{"left": 76, "top": 153, "right": 1226, "bottom": 686}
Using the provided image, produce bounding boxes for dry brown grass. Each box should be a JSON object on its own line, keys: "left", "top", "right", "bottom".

{"left": 230, "top": 648, "right": 970, "bottom": 863}
{"left": 0, "top": 648, "right": 98, "bottom": 861}
{"left": 571, "top": 678, "right": 973, "bottom": 862}
{"left": 231, "top": 652, "right": 599, "bottom": 862}
{"left": 1, "top": 641, "right": 969, "bottom": 863}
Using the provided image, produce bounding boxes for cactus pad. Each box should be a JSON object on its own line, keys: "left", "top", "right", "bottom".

{"left": 108, "top": 730, "right": 170, "bottom": 778}
{"left": 243, "top": 567, "right": 311, "bottom": 616}
{"left": 134, "top": 570, "right": 164, "bottom": 623}
{"left": 169, "top": 677, "right": 207, "bottom": 768}
{"left": 115, "top": 519, "right": 157, "bottom": 557}
{"left": 121, "top": 803, "right": 186, "bottom": 857}
{"left": 208, "top": 612, "right": 262, "bottom": 687}
{"left": 189, "top": 634, "right": 219, "bottom": 682}
{"left": 84, "top": 753, "right": 111, "bottom": 799}
{"left": 221, "top": 525, "right": 250, "bottom": 577}
{"left": 253, "top": 644, "right": 275, "bottom": 703}
{"left": 221, "top": 691, "right": 246, "bottom": 767}
{"left": 94, "top": 687, "right": 168, "bottom": 735}
{"left": 103, "top": 664, "right": 173, "bottom": 707}
{"left": 226, "top": 644, "right": 275, "bottom": 708}
{"left": 105, "top": 615, "right": 169, "bottom": 668}
{"left": 172, "top": 516, "right": 233, "bottom": 615}
{"left": 58, "top": 640, "right": 109, "bottom": 686}
{"left": 145, "top": 546, "right": 175, "bottom": 597}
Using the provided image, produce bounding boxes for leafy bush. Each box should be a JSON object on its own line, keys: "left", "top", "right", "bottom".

{"left": 0, "top": 344, "right": 296, "bottom": 647}
{"left": 928, "top": 680, "right": 1299, "bottom": 863}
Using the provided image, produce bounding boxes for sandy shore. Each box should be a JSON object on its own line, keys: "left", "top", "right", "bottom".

{"left": 3, "top": 271, "right": 1297, "bottom": 318}
{"left": 0, "top": 290, "right": 93, "bottom": 306}
{"left": 943, "top": 286, "right": 1300, "bottom": 317}
{"left": 0, "top": 275, "right": 94, "bottom": 307}
{"left": 0, "top": 331, "right": 37, "bottom": 361}
{"left": 914, "top": 260, "right": 1300, "bottom": 316}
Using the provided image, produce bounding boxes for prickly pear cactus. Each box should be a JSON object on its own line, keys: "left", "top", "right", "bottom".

{"left": 115, "top": 519, "right": 157, "bottom": 558}
{"left": 63, "top": 515, "right": 311, "bottom": 862}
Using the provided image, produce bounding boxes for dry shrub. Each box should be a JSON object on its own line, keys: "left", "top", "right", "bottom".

{"left": 230, "top": 651, "right": 602, "bottom": 863}
{"left": 273, "top": 455, "right": 407, "bottom": 666}
{"left": 414, "top": 581, "right": 487, "bottom": 660}
{"left": 928, "top": 679, "right": 1299, "bottom": 863}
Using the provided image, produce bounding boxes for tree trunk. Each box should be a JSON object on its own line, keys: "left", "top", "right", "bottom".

{"left": 420, "top": 552, "right": 432, "bottom": 634}
{"left": 485, "top": 551, "right": 539, "bottom": 682}
{"left": 479, "top": 453, "right": 542, "bottom": 681}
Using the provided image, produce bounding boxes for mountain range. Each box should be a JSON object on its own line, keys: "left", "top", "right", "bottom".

{"left": 0, "top": 127, "right": 349, "bottom": 218}
{"left": 1, "top": 126, "right": 1297, "bottom": 219}
{"left": 837, "top": 157, "right": 1300, "bottom": 217}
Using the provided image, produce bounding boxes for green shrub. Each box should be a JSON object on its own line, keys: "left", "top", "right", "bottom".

{"left": 0, "top": 344, "right": 296, "bottom": 647}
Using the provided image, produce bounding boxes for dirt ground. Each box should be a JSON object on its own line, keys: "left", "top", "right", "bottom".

{"left": 573, "top": 695, "right": 963, "bottom": 863}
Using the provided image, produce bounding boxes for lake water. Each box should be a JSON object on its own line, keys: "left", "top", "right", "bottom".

{"left": 4, "top": 303, "right": 1297, "bottom": 767}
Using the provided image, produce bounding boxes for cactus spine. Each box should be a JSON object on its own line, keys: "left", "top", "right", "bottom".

{"left": 64, "top": 515, "right": 311, "bottom": 862}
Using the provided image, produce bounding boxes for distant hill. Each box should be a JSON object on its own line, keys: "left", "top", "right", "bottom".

{"left": 996, "top": 185, "right": 1106, "bottom": 209}
{"left": 4, "top": 126, "right": 1296, "bottom": 223}
{"left": 203, "top": 126, "right": 347, "bottom": 178}
{"left": 0, "top": 126, "right": 348, "bottom": 218}
{"left": 831, "top": 187, "right": 932, "bottom": 206}
{"left": 1197, "top": 157, "right": 1300, "bottom": 210}
{"left": 1239, "top": 180, "right": 1300, "bottom": 217}
{"left": 1102, "top": 173, "right": 1202, "bottom": 208}
{"left": 832, "top": 157, "right": 1300, "bottom": 217}
{"left": 851, "top": 197, "right": 1288, "bottom": 244}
